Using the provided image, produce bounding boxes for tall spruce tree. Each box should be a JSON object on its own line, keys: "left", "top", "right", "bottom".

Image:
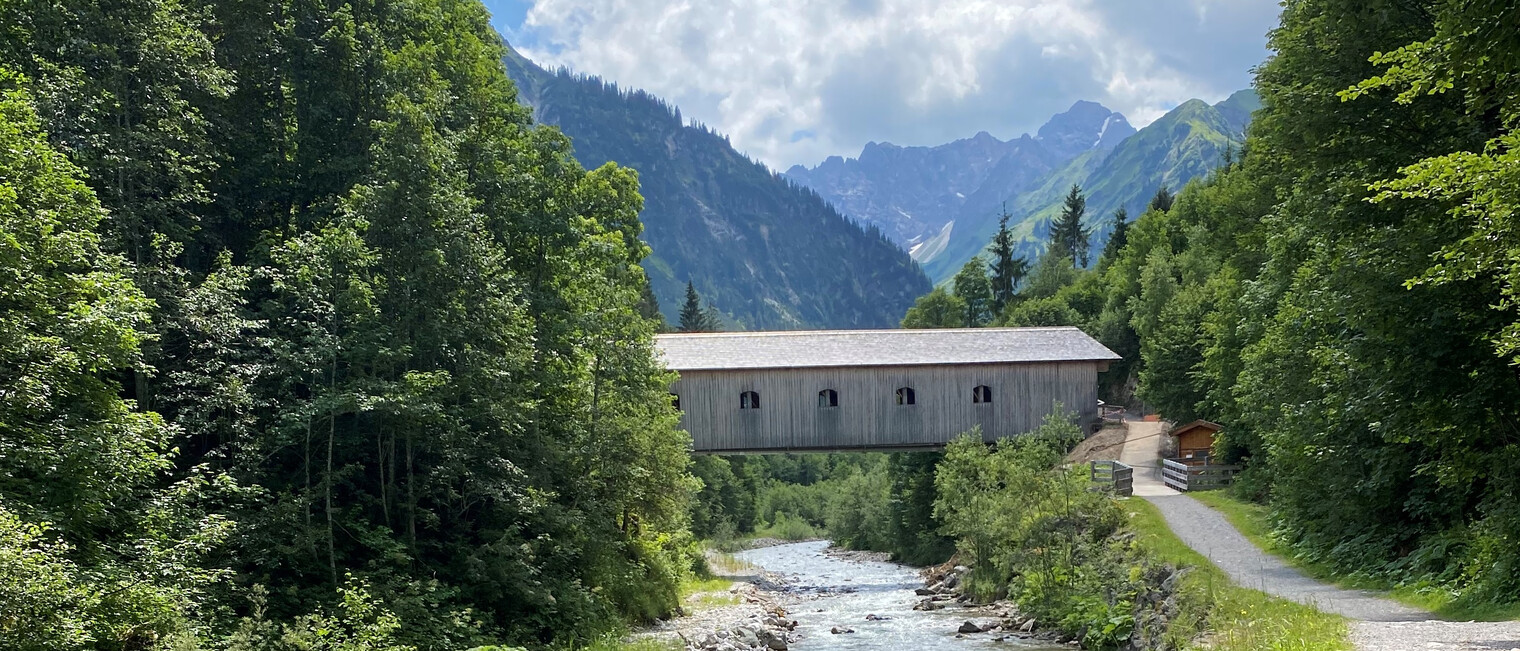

{"left": 988, "top": 208, "right": 1027, "bottom": 313}
{"left": 1148, "top": 186, "right": 1174, "bottom": 213}
{"left": 1101, "top": 207, "right": 1130, "bottom": 264}
{"left": 679, "top": 281, "right": 715, "bottom": 332}
{"left": 1050, "top": 184, "right": 1091, "bottom": 267}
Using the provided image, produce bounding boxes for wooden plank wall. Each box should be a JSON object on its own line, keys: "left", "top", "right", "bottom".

{"left": 672, "top": 362, "right": 1100, "bottom": 452}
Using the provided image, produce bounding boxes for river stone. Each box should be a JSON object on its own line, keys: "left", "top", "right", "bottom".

{"left": 830, "top": 626, "right": 855, "bottom": 634}
{"left": 757, "top": 629, "right": 787, "bottom": 651}
{"left": 733, "top": 626, "right": 759, "bottom": 646}
{"left": 914, "top": 587, "right": 935, "bottom": 596}
{"left": 958, "top": 621, "right": 982, "bottom": 634}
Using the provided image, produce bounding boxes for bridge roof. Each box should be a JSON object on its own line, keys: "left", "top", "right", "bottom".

{"left": 655, "top": 327, "right": 1120, "bottom": 371}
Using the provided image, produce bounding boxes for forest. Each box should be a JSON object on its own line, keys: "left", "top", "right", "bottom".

{"left": 901, "top": 0, "right": 1520, "bottom": 613}
{"left": 0, "top": 0, "right": 694, "bottom": 647}
{"left": 5, "top": 0, "right": 1520, "bottom": 649}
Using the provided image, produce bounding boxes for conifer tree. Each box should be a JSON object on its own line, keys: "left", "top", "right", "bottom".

{"left": 679, "top": 281, "right": 715, "bottom": 332}
{"left": 988, "top": 208, "right": 1028, "bottom": 312}
{"left": 1101, "top": 207, "right": 1130, "bottom": 264}
{"left": 1050, "top": 184, "right": 1091, "bottom": 267}
{"left": 1148, "top": 186, "right": 1174, "bottom": 213}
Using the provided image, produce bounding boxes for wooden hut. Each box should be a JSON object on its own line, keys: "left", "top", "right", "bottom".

{"left": 1168, "top": 420, "right": 1222, "bottom": 462}
{"left": 656, "top": 327, "right": 1120, "bottom": 453}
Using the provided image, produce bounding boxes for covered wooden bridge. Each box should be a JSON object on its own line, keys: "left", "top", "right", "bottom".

{"left": 655, "top": 327, "right": 1120, "bottom": 453}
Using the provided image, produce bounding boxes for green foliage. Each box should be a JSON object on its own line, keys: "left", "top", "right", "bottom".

{"left": 1050, "top": 184, "right": 1092, "bottom": 267}
{"left": 988, "top": 209, "right": 1028, "bottom": 312}
{"left": 502, "top": 49, "right": 931, "bottom": 330}
{"left": 677, "top": 281, "right": 719, "bottom": 332}
{"left": 999, "top": 296, "right": 1081, "bottom": 328}
{"left": 933, "top": 416, "right": 1147, "bottom": 647}
{"left": 943, "top": 0, "right": 1520, "bottom": 617}
{"left": 0, "top": 74, "right": 233, "bottom": 650}
{"left": 1098, "top": 207, "right": 1129, "bottom": 266}
{"left": 900, "top": 287, "right": 967, "bottom": 329}
{"left": 226, "top": 580, "right": 415, "bottom": 651}
{"left": 951, "top": 256, "right": 995, "bottom": 327}
{"left": 0, "top": 0, "right": 701, "bottom": 644}
{"left": 1120, "top": 499, "right": 1351, "bottom": 651}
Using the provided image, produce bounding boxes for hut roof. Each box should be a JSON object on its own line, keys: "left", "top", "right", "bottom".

{"left": 1168, "top": 420, "right": 1224, "bottom": 437}
{"left": 655, "top": 327, "right": 1121, "bottom": 371}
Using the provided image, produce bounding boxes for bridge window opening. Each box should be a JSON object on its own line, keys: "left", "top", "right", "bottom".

{"left": 973, "top": 385, "right": 993, "bottom": 404}
{"left": 740, "top": 391, "right": 760, "bottom": 409}
{"left": 670, "top": 393, "right": 681, "bottom": 410}
{"left": 896, "top": 387, "right": 916, "bottom": 406}
{"left": 818, "top": 389, "right": 838, "bottom": 408}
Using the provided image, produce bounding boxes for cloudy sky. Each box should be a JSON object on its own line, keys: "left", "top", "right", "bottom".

{"left": 484, "top": 0, "right": 1281, "bottom": 170}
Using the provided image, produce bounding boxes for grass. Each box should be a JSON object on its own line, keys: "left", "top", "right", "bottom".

{"left": 751, "top": 512, "right": 821, "bottom": 541}
{"left": 1121, "top": 498, "right": 1352, "bottom": 651}
{"left": 567, "top": 636, "right": 680, "bottom": 651}
{"left": 1188, "top": 491, "right": 1520, "bottom": 622}
{"left": 680, "top": 574, "right": 741, "bottom": 609}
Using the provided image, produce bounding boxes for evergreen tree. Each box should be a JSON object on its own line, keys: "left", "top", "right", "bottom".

{"left": 952, "top": 256, "right": 995, "bottom": 327}
{"left": 1148, "top": 186, "right": 1174, "bottom": 213}
{"left": 1050, "top": 184, "right": 1091, "bottom": 267}
{"left": 988, "top": 208, "right": 1028, "bottom": 312}
{"left": 1101, "top": 207, "right": 1130, "bottom": 264}
{"left": 637, "top": 280, "right": 667, "bottom": 331}
{"left": 679, "top": 281, "right": 715, "bottom": 332}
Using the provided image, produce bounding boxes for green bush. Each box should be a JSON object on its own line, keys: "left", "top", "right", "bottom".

{"left": 933, "top": 415, "right": 1159, "bottom": 647}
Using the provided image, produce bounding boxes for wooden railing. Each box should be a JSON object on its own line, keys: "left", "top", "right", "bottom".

{"left": 1099, "top": 404, "right": 1127, "bottom": 422}
{"left": 1090, "top": 460, "right": 1133, "bottom": 497}
{"left": 1161, "top": 458, "right": 1239, "bottom": 492}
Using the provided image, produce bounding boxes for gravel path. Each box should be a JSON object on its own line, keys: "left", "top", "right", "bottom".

{"left": 1119, "top": 421, "right": 1520, "bottom": 650}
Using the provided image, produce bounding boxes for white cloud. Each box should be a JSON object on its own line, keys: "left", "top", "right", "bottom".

{"left": 509, "top": 0, "right": 1277, "bottom": 169}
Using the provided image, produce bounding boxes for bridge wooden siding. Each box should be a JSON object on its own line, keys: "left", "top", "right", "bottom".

{"left": 658, "top": 328, "right": 1120, "bottom": 453}
{"left": 673, "top": 362, "right": 1100, "bottom": 452}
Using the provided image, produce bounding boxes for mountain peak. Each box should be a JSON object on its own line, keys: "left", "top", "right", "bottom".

{"left": 1035, "top": 101, "right": 1136, "bottom": 161}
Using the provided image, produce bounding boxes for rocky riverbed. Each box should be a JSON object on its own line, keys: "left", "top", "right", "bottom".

{"left": 634, "top": 540, "right": 1070, "bottom": 651}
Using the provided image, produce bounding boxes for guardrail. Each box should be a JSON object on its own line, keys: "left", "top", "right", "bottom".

{"left": 1090, "top": 460, "right": 1133, "bottom": 497}
{"left": 1161, "top": 458, "right": 1239, "bottom": 492}
{"left": 1100, "top": 404, "right": 1127, "bottom": 422}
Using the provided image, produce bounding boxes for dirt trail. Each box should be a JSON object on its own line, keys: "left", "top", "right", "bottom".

{"left": 1117, "top": 421, "right": 1520, "bottom": 650}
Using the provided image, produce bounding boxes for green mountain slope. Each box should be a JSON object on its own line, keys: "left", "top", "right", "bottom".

{"left": 920, "top": 91, "right": 1256, "bottom": 282}
{"left": 504, "top": 48, "right": 930, "bottom": 329}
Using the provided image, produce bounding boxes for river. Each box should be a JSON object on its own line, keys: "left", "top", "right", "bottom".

{"left": 732, "top": 541, "right": 1066, "bottom": 650}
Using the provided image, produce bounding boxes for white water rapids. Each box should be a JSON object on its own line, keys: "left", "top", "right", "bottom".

{"left": 733, "top": 541, "right": 1065, "bottom": 650}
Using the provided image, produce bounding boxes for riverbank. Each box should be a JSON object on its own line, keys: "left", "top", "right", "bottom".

{"left": 633, "top": 541, "right": 1068, "bottom": 651}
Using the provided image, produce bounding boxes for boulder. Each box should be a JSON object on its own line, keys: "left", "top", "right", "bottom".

{"left": 914, "top": 587, "right": 935, "bottom": 596}
{"left": 756, "top": 629, "right": 788, "bottom": 651}
{"left": 733, "top": 626, "right": 760, "bottom": 647}
{"left": 958, "top": 621, "right": 982, "bottom": 634}
{"left": 830, "top": 626, "right": 855, "bottom": 634}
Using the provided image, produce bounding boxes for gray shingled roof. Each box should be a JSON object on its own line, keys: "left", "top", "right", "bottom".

{"left": 655, "top": 327, "right": 1121, "bottom": 371}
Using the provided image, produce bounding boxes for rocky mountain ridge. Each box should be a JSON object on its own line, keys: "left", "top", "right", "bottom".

{"left": 788, "top": 92, "right": 1258, "bottom": 282}
{"left": 784, "top": 101, "right": 1134, "bottom": 251}
{"left": 503, "top": 46, "right": 931, "bottom": 329}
